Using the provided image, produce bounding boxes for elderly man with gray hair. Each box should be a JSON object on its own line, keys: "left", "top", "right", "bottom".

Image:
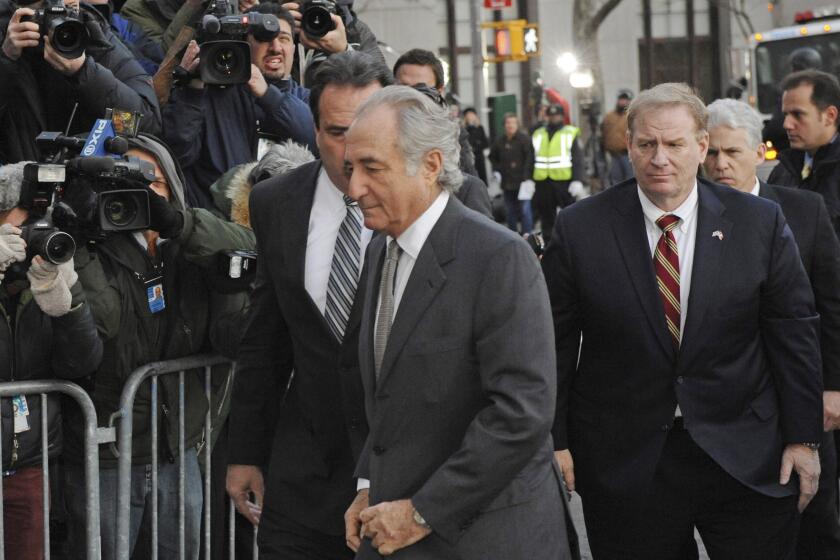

{"left": 543, "top": 82, "right": 822, "bottom": 558}
{"left": 704, "top": 98, "right": 840, "bottom": 559}
{"left": 341, "top": 85, "right": 572, "bottom": 559}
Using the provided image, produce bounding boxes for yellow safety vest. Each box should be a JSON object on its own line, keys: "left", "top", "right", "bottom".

{"left": 532, "top": 126, "right": 579, "bottom": 181}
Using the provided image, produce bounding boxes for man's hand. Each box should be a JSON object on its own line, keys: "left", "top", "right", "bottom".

{"left": 2, "top": 8, "right": 39, "bottom": 61}
{"left": 239, "top": 0, "right": 259, "bottom": 11}
{"left": 824, "top": 391, "right": 840, "bottom": 431}
{"left": 179, "top": 40, "right": 203, "bottom": 89}
{"left": 280, "top": 2, "right": 303, "bottom": 29}
{"left": 344, "top": 488, "right": 369, "bottom": 553}
{"left": 300, "top": 14, "right": 348, "bottom": 54}
{"left": 780, "top": 443, "right": 820, "bottom": 512}
{"left": 226, "top": 464, "right": 265, "bottom": 526}
{"left": 554, "top": 449, "right": 575, "bottom": 492}
{"left": 28, "top": 256, "right": 73, "bottom": 317}
{"left": 247, "top": 64, "right": 268, "bottom": 98}
{"left": 359, "top": 499, "right": 431, "bottom": 556}
{"left": 43, "top": 36, "right": 85, "bottom": 76}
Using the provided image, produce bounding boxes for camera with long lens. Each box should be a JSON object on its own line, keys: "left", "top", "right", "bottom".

{"left": 300, "top": 0, "right": 343, "bottom": 38}
{"left": 197, "top": 0, "right": 280, "bottom": 86}
{"left": 20, "top": 217, "right": 75, "bottom": 265}
{"left": 21, "top": 0, "right": 89, "bottom": 59}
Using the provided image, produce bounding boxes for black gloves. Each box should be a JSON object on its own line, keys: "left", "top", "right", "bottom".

{"left": 146, "top": 187, "right": 184, "bottom": 239}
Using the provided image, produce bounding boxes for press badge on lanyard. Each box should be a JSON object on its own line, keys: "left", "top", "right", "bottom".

{"left": 12, "top": 395, "right": 30, "bottom": 433}
{"left": 146, "top": 276, "right": 166, "bottom": 313}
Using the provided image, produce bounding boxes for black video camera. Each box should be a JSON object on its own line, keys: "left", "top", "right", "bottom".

{"left": 21, "top": 0, "right": 89, "bottom": 59}
{"left": 300, "top": 0, "right": 344, "bottom": 38}
{"left": 197, "top": 0, "right": 280, "bottom": 86}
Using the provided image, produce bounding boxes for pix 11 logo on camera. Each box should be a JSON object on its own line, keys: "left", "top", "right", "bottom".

{"left": 197, "top": 0, "right": 280, "bottom": 86}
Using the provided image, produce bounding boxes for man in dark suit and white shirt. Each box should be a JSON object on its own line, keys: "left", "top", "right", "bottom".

{"left": 343, "top": 85, "right": 571, "bottom": 559}
{"left": 225, "top": 51, "right": 394, "bottom": 559}
{"left": 542, "top": 82, "right": 823, "bottom": 558}
{"left": 703, "top": 97, "right": 840, "bottom": 559}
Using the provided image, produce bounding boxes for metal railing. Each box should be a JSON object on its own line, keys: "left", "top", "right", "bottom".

{"left": 0, "top": 380, "right": 115, "bottom": 560}
{"left": 110, "top": 354, "right": 241, "bottom": 560}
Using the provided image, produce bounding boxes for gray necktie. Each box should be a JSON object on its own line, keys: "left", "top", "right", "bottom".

{"left": 374, "top": 239, "right": 401, "bottom": 378}
{"left": 325, "top": 195, "right": 362, "bottom": 342}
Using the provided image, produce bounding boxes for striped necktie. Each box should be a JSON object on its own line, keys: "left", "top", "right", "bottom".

{"left": 374, "top": 239, "right": 401, "bottom": 379}
{"left": 325, "top": 195, "right": 362, "bottom": 342}
{"left": 654, "top": 214, "right": 681, "bottom": 348}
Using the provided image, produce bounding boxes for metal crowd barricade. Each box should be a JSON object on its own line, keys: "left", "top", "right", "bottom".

{"left": 110, "top": 354, "right": 252, "bottom": 560}
{"left": 0, "top": 380, "right": 113, "bottom": 560}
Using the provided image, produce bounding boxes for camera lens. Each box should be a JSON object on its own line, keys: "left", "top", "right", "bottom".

{"left": 43, "top": 231, "right": 76, "bottom": 264}
{"left": 302, "top": 6, "right": 335, "bottom": 38}
{"left": 103, "top": 195, "right": 139, "bottom": 228}
{"left": 48, "top": 19, "right": 88, "bottom": 59}
{"left": 199, "top": 40, "right": 252, "bottom": 85}
{"left": 213, "top": 47, "right": 238, "bottom": 75}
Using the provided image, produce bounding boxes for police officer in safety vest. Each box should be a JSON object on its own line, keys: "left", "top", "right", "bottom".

{"left": 532, "top": 104, "right": 584, "bottom": 241}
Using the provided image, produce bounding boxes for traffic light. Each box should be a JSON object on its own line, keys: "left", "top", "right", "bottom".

{"left": 482, "top": 20, "right": 540, "bottom": 63}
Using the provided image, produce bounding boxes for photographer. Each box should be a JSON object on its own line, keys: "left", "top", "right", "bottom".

{"left": 0, "top": 0, "right": 162, "bottom": 163}
{"left": 0, "top": 162, "right": 102, "bottom": 560}
{"left": 280, "top": 1, "right": 386, "bottom": 86}
{"left": 60, "top": 134, "right": 250, "bottom": 560}
{"left": 162, "top": 2, "right": 315, "bottom": 209}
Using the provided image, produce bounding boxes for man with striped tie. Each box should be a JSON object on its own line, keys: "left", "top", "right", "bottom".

{"left": 542, "top": 82, "right": 823, "bottom": 559}
{"left": 225, "top": 51, "right": 393, "bottom": 559}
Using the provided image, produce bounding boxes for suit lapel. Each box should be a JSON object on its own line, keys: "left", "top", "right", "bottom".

{"left": 680, "top": 182, "right": 732, "bottom": 357}
{"left": 610, "top": 186, "right": 675, "bottom": 359}
{"left": 359, "top": 235, "right": 386, "bottom": 401}
{"left": 374, "top": 198, "right": 458, "bottom": 388}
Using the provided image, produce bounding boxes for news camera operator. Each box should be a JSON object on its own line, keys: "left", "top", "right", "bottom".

{"left": 280, "top": 1, "right": 386, "bottom": 86}
{"left": 0, "top": 162, "right": 103, "bottom": 560}
{"left": 59, "top": 133, "right": 250, "bottom": 560}
{"left": 0, "top": 0, "right": 162, "bottom": 163}
{"left": 162, "top": 2, "right": 315, "bottom": 209}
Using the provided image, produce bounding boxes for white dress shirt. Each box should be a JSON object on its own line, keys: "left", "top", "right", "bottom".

{"left": 749, "top": 177, "right": 761, "bottom": 196}
{"left": 638, "top": 183, "right": 699, "bottom": 341}
{"left": 358, "top": 189, "right": 450, "bottom": 492}
{"left": 304, "top": 168, "right": 373, "bottom": 313}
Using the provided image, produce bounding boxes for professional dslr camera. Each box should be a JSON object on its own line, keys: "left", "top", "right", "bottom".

{"left": 21, "top": 0, "right": 89, "bottom": 59}
{"left": 300, "top": 0, "right": 352, "bottom": 38}
{"left": 197, "top": 0, "right": 280, "bottom": 86}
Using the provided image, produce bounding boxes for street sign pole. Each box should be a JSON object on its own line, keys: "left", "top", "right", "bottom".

{"left": 471, "top": 0, "right": 487, "bottom": 125}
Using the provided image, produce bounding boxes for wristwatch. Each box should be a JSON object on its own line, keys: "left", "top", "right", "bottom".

{"left": 413, "top": 508, "right": 432, "bottom": 530}
{"left": 801, "top": 442, "right": 821, "bottom": 451}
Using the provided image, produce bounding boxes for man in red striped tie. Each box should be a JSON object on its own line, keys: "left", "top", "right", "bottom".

{"left": 542, "top": 82, "right": 823, "bottom": 559}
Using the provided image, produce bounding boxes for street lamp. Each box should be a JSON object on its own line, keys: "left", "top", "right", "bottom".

{"left": 569, "top": 69, "right": 594, "bottom": 89}
{"left": 556, "top": 52, "right": 578, "bottom": 74}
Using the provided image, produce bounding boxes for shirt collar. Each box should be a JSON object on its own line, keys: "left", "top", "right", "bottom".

{"left": 389, "top": 190, "right": 450, "bottom": 260}
{"left": 317, "top": 167, "right": 350, "bottom": 214}
{"left": 637, "top": 181, "right": 699, "bottom": 233}
{"left": 806, "top": 132, "right": 839, "bottom": 162}
{"left": 750, "top": 177, "right": 761, "bottom": 196}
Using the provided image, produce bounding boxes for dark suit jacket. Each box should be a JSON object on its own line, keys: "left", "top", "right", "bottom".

{"left": 760, "top": 181, "right": 840, "bottom": 390}
{"left": 542, "top": 178, "right": 822, "bottom": 501}
{"left": 455, "top": 173, "right": 493, "bottom": 219}
{"left": 228, "top": 162, "right": 495, "bottom": 536}
{"left": 355, "top": 196, "right": 569, "bottom": 559}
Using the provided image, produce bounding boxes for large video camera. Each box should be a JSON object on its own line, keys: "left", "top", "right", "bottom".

{"left": 21, "top": 114, "right": 153, "bottom": 245}
{"left": 21, "top": 0, "right": 89, "bottom": 60}
{"left": 197, "top": 0, "right": 280, "bottom": 86}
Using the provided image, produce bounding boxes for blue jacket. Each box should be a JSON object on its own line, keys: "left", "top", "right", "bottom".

{"left": 162, "top": 79, "right": 315, "bottom": 210}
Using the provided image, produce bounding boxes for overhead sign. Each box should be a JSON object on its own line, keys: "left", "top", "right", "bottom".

{"left": 484, "top": 0, "right": 513, "bottom": 8}
{"left": 481, "top": 20, "right": 540, "bottom": 63}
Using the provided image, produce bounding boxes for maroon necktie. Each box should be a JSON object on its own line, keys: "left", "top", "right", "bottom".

{"left": 654, "top": 214, "right": 681, "bottom": 348}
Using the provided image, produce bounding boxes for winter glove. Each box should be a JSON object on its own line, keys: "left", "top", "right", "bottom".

{"left": 569, "top": 180, "right": 588, "bottom": 201}
{"left": 0, "top": 224, "right": 26, "bottom": 279}
{"left": 27, "top": 256, "right": 72, "bottom": 317}
{"left": 147, "top": 187, "right": 184, "bottom": 239}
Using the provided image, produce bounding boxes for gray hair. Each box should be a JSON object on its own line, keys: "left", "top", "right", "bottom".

{"left": 353, "top": 85, "right": 463, "bottom": 193}
{"left": 628, "top": 82, "right": 709, "bottom": 139}
{"left": 0, "top": 162, "right": 29, "bottom": 213}
{"left": 706, "top": 98, "right": 764, "bottom": 149}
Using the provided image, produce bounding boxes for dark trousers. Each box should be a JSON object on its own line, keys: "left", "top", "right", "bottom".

{"left": 502, "top": 189, "right": 533, "bottom": 234}
{"left": 582, "top": 420, "right": 799, "bottom": 559}
{"left": 534, "top": 179, "right": 573, "bottom": 241}
{"left": 257, "top": 509, "right": 353, "bottom": 560}
{"left": 798, "top": 430, "right": 840, "bottom": 559}
{"left": 3, "top": 466, "right": 45, "bottom": 560}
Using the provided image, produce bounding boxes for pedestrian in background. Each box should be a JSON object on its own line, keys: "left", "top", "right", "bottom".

{"left": 489, "top": 113, "right": 534, "bottom": 235}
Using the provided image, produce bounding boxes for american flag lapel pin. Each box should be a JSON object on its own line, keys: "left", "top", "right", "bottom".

{"left": 712, "top": 230, "right": 724, "bottom": 240}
